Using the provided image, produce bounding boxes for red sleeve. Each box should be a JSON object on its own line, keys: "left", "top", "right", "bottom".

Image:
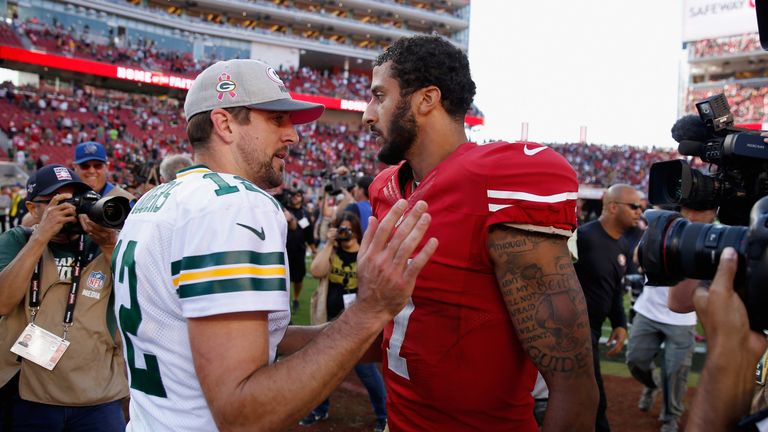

{"left": 472, "top": 142, "right": 579, "bottom": 232}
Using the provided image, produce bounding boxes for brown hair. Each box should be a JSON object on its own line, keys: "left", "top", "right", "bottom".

{"left": 186, "top": 106, "right": 252, "bottom": 150}
{"left": 332, "top": 211, "right": 363, "bottom": 243}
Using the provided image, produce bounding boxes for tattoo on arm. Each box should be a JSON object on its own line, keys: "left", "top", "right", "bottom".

{"left": 489, "top": 225, "right": 592, "bottom": 375}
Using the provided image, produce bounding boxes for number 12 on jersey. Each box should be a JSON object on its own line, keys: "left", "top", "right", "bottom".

{"left": 387, "top": 298, "right": 414, "bottom": 380}
{"left": 113, "top": 239, "right": 168, "bottom": 398}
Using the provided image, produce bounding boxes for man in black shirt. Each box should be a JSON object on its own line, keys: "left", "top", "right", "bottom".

{"left": 574, "top": 183, "right": 642, "bottom": 432}
{"left": 284, "top": 189, "right": 315, "bottom": 311}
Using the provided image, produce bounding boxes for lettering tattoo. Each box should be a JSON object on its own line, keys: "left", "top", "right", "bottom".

{"left": 488, "top": 225, "right": 592, "bottom": 375}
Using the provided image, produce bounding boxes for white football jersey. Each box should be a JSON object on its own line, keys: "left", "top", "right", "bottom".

{"left": 113, "top": 165, "right": 290, "bottom": 431}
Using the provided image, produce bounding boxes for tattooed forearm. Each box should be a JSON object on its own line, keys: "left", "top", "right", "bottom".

{"left": 488, "top": 225, "right": 592, "bottom": 374}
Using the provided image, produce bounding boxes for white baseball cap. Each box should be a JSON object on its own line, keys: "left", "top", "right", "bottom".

{"left": 184, "top": 59, "right": 325, "bottom": 124}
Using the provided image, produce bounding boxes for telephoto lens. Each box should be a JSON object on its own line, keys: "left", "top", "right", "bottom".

{"left": 638, "top": 209, "right": 748, "bottom": 287}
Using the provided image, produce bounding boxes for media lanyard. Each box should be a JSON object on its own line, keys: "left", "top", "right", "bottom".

{"left": 27, "top": 235, "right": 88, "bottom": 340}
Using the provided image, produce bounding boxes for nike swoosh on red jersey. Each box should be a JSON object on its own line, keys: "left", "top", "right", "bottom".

{"left": 523, "top": 144, "right": 547, "bottom": 156}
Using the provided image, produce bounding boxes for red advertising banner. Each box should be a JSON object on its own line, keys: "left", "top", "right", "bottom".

{"left": 0, "top": 45, "right": 483, "bottom": 125}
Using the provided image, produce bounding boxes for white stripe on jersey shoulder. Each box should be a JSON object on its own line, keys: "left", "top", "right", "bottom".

{"left": 502, "top": 223, "right": 574, "bottom": 238}
{"left": 487, "top": 190, "right": 578, "bottom": 203}
{"left": 176, "top": 166, "right": 212, "bottom": 179}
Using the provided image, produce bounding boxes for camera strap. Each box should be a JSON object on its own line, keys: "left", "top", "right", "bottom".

{"left": 27, "top": 234, "right": 88, "bottom": 340}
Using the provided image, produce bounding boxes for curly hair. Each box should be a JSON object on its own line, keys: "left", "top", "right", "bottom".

{"left": 375, "top": 35, "right": 476, "bottom": 121}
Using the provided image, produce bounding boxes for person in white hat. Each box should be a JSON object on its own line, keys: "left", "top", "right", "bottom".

{"left": 113, "top": 59, "right": 437, "bottom": 432}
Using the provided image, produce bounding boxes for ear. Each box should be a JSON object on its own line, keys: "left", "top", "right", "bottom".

{"left": 25, "top": 200, "right": 36, "bottom": 216}
{"left": 414, "top": 85, "right": 441, "bottom": 116}
{"left": 209, "top": 109, "right": 237, "bottom": 145}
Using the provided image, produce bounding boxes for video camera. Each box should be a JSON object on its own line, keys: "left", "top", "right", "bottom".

{"left": 648, "top": 94, "right": 768, "bottom": 226}
{"left": 64, "top": 190, "right": 132, "bottom": 234}
{"left": 324, "top": 172, "right": 355, "bottom": 196}
{"left": 638, "top": 93, "right": 768, "bottom": 330}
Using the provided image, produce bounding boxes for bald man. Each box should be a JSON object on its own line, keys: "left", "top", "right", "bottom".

{"left": 574, "top": 184, "right": 642, "bottom": 432}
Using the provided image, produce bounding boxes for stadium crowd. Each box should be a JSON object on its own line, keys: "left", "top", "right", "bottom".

{"left": 4, "top": 18, "right": 486, "bottom": 117}
{"left": 689, "top": 33, "right": 762, "bottom": 59}
{"left": 686, "top": 84, "right": 768, "bottom": 123}
{"left": 0, "top": 86, "right": 693, "bottom": 197}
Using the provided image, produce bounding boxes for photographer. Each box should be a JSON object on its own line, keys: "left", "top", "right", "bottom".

{"left": 0, "top": 164, "right": 128, "bottom": 430}
{"left": 303, "top": 212, "right": 387, "bottom": 431}
{"left": 684, "top": 247, "right": 767, "bottom": 431}
{"left": 72, "top": 141, "right": 136, "bottom": 205}
{"left": 627, "top": 206, "right": 716, "bottom": 432}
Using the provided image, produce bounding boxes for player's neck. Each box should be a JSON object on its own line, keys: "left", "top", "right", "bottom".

{"left": 195, "top": 147, "right": 244, "bottom": 180}
{"left": 407, "top": 121, "right": 468, "bottom": 182}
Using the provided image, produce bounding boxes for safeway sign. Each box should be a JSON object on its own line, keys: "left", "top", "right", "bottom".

{"left": 683, "top": 0, "right": 758, "bottom": 41}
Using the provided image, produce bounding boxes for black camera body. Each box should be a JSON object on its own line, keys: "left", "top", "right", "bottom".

{"left": 641, "top": 93, "right": 768, "bottom": 330}
{"left": 337, "top": 226, "right": 352, "bottom": 241}
{"left": 64, "top": 190, "right": 131, "bottom": 233}
{"left": 648, "top": 94, "right": 768, "bottom": 226}
{"left": 624, "top": 273, "right": 646, "bottom": 303}
{"left": 324, "top": 173, "right": 354, "bottom": 196}
{"left": 637, "top": 196, "right": 768, "bottom": 331}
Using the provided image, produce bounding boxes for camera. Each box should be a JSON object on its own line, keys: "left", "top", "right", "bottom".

{"left": 648, "top": 93, "right": 768, "bottom": 226}
{"left": 324, "top": 173, "right": 354, "bottom": 196}
{"left": 63, "top": 190, "right": 132, "bottom": 233}
{"left": 636, "top": 196, "right": 768, "bottom": 331}
{"left": 337, "top": 226, "right": 352, "bottom": 241}
{"left": 624, "top": 273, "right": 645, "bottom": 304}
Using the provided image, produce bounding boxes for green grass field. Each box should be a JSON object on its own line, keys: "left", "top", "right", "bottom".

{"left": 289, "top": 274, "right": 317, "bottom": 326}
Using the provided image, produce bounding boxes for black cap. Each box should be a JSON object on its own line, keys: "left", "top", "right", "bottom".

{"left": 27, "top": 164, "right": 91, "bottom": 200}
{"left": 356, "top": 175, "right": 374, "bottom": 191}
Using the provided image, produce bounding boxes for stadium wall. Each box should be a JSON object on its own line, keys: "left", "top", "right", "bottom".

{"left": 250, "top": 41, "right": 300, "bottom": 70}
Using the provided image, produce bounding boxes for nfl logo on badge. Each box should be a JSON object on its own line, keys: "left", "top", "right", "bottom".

{"left": 87, "top": 272, "right": 106, "bottom": 291}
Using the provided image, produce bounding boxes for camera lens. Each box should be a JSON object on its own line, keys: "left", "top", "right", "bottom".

{"left": 88, "top": 196, "right": 131, "bottom": 229}
{"left": 102, "top": 201, "right": 127, "bottom": 225}
{"left": 638, "top": 209, "right": 748, "bottom": 286}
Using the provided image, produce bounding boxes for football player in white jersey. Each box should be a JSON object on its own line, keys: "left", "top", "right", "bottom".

{"left": 113, "top": 59, "right": 437, "bottom": 432}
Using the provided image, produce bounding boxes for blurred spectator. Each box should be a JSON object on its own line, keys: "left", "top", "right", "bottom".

{"left": 0, "top": 187, "right": 9, "bottom": 233}
{"left": 72, "top": 142, "right": 136, "bottom": 204}
{"left": 159, "top": 154, "right": 193, "bottom": 182}
{"left": 690, "top": 33, "right": 761, "bottom": 59}
{"left": 686, "top": 84, "right": 768, "bottom": 124}
{"left": 341, "top": 175, "right": 374, "bottom": 233}
{"left": 284, "top": 190, "right": 315, "bottom": 311}
{"left": 8, "top": 185, "right": 23, "bottom": 228}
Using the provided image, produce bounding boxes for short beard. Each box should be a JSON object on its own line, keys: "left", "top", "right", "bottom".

{"left": 377, "top": 97, "right": 418, "bottom": 165}
{"left": 235, "top": 139, "right": 284, "bottom": 189}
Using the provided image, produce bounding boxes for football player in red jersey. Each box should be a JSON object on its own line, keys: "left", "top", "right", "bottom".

{"left": 363, "top": 35, "right": 599, "bottom": 431}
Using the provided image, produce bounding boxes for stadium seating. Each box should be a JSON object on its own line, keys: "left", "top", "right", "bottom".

{"left": 690, "top": 33, "right": 762, "bottom": 59}
{"left": 0, "top": 80, "right": 688, "bottom": 194}
{"left": 0, "top": 23, "right": 23, "bottom": 48}
{"left": 686, "top": 84, "right": 768, "bottom": 123}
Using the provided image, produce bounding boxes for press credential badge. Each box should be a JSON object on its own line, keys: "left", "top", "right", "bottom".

{"left": 11, "top": 323, "right": 70, "bottom": 371}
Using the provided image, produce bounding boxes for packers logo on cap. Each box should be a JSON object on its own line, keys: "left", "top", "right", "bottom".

{"left": 216, "top": 72, "right": 237, "bottom": 101}
{"left": 266, "top": 67, "right": 284, "bottom": 85}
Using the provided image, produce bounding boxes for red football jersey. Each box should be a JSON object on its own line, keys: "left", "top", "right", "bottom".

{"left": 370, "top": 142, "right": 578, "bottom": 431}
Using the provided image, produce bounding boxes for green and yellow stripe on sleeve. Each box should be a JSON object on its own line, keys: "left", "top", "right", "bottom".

{"left": 171, "top": 250, "right": 287, "bottom": 298}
